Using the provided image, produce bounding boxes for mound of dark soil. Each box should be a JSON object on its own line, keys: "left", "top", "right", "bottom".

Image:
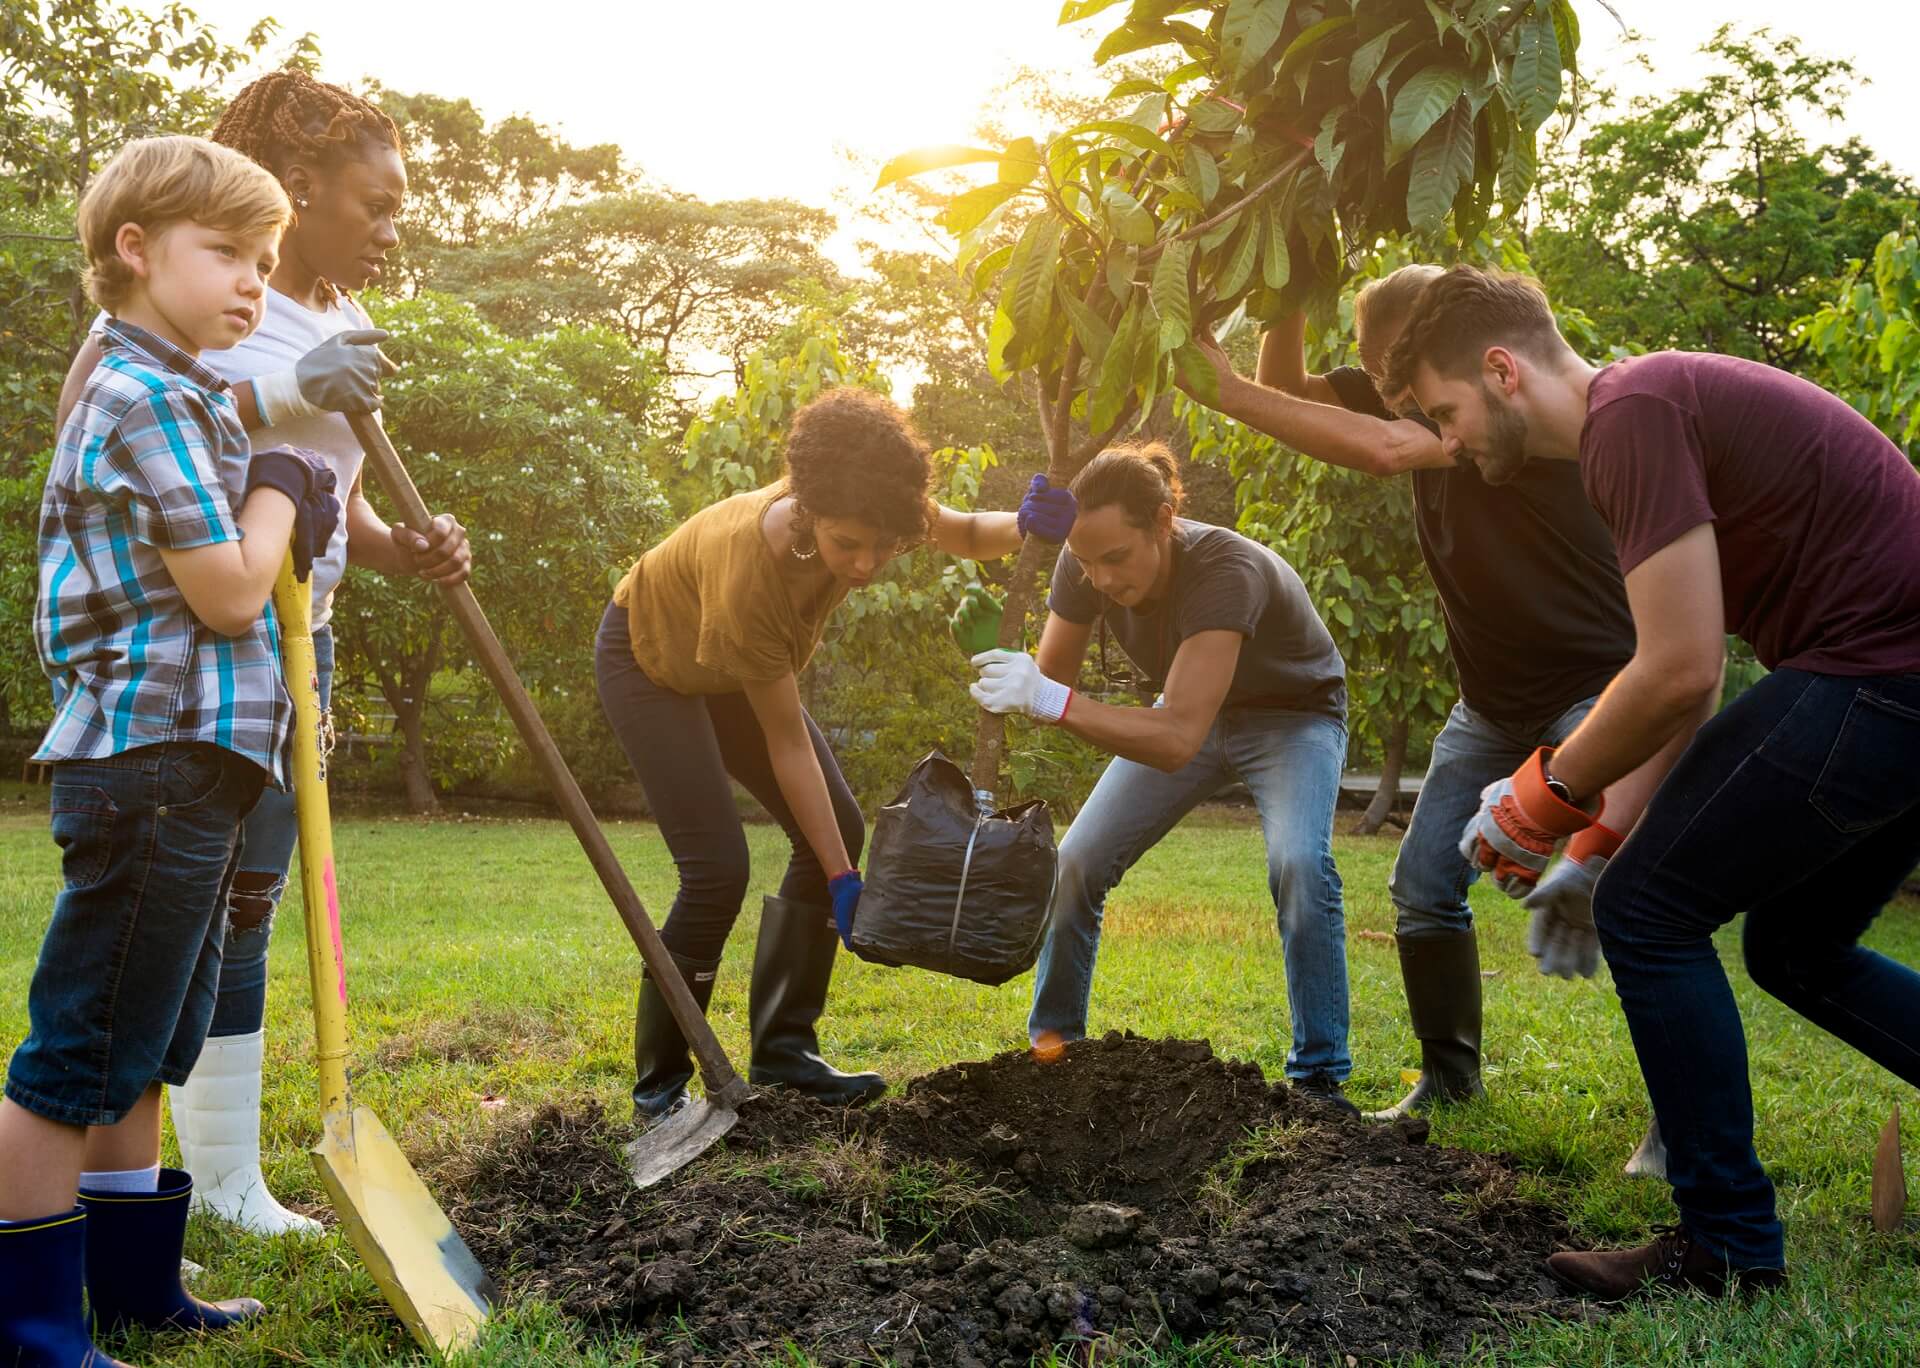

{"left": 449, "top": 1034, "right": 1585, "bottom": 1364}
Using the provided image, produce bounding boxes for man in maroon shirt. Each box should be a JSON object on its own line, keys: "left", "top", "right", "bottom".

{"left": 1383, "top": 265, "right": 1920, "bottom": 1300}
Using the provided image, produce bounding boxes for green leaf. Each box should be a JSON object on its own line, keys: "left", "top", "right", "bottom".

{"left": 969, "top": 243, "right": 1015, "bottom": 296}
{"left": 1313, "top": 108, "right": 1344, "bottom": 179}
{"left": 1162, "top": 59, "right": 1208, "bottom": 91}
{"left": 1552, "top": 0, "right": 1581, "bottom": 77}
{"left": 1152, "top": 240, "right": 1193, "bottom": 351}
{"left": 986, "top": 302, "right": 1017, "bottom": 381}
{"left": 939, "top": 180, "right": 1023, "bottom": 236}
{"left": 1389, "top": 65, "right": 1467, "bottom": 164}
{"left": 1406, "top": 99, "right": 1476, "bottom": 233}
{"left": 874, "top": 143, "right": 1003, "bottom": 188}
{"left": 1102, "top": 183, "right": 1158, "bottom": 247}
{"left": 998, "top": 136, "right": 1041, "bottom": 186}
{"left": 1510, "top": 6, "right": 1563, "bottom": 133}
{"left": 1009, "top": 216, "right": 1065, "bottom": 340}
{"left": 1214, "top": 218, "right": 1261, "bottom": 297}
{"left": 1187, "top": 95, "right": 1242, "bottom": 134}
{"left": 1276, "top": 14, "right": 1354, "bottom": 79}
{"left": 1106, "top": 77, "right": 1166, "bottom": 100}
{"left": 1497, "top": 123, "right": 1537, "bottom": 211}
{"left": 1107, "top": 245, "right": 1138, "bottom": 300}
{"left": 1068, "top": 119, "right": 1175, "bottom": 159}
{"left": 1221, "top": 0, "right": 1289, "bottom": 80}
{"left": 1094, "top": 21, "right": 1178, "bottom": 64}
{"left": 1347, "top": 20, "right": 1409, "bottom": 97}
{"left": 1059, "top": 283, "right": 1115, "bottom": 365}
{"left": 1091, "top": 299, "right": 1144, "bottom": 430}
{"left": 1172, "top": 341, "right": 1221, "bottom": 408}
{"left": 1059, "top": 0, "right": 1127, "bottom": 21}
{"left": 1183, "top": 144, "right": 1220, "bottom": 205}
{"left": 1261, "top": 205, "right": 1290, "bottom": 290}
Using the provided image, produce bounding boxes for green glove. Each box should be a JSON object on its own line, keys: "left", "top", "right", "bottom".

{"left": 949, "top": 585, "right": 1004, "bottom": 656}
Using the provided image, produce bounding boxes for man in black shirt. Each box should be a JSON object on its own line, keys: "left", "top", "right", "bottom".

{"left": 1181, "top": 266, "right": 1673, "bottom": 1166}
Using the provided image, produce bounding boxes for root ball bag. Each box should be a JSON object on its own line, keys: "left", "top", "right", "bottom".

{"left": 853, "top": 752, "right": 1058, "bottom": 985}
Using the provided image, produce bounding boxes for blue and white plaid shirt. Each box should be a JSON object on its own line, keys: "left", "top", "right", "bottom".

{"left": 33, "top": 319, "right": 290, "bottom": 787}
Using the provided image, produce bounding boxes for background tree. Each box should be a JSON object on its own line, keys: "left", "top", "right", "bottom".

{"left": 885, "top": 0, "right": 1583, "bottom": 792}
{"left": 1802, "top": 226, "right": 1920, "bottom": 463}
{"left": 1528, "top": 26, "right": 1915, "bottom": 372}
{"left": 337, "top": 291, "right": 669, "bottom": 811}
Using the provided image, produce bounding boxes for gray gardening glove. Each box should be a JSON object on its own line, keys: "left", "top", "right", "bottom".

{"left": 1523, "top": 851, "right": 1604, "bottom": 980}
{"left": 252, "top": 329, "right": 393, "bottom": 423}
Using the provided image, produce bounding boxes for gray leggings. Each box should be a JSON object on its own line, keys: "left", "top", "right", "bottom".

{"left": 592, "top": 601, "right": 863, "bottom": 961}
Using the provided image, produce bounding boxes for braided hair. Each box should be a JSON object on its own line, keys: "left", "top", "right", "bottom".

{"left": 211, "top": 69, "right": 403, "bottom": 176}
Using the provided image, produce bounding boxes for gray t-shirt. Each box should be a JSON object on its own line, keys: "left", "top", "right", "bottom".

{"left": 1049, "top": 519, "right": 1346, "bottom": 720}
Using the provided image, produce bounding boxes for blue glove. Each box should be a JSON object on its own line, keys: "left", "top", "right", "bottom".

{"left": 1017, "top": 473, "right": 1077, "bottom": 542}
{"left": 246, "top": 447, "right": 340, "bottom": 583}
{"left": 828, "top": 869, "right": 862, "bottom": 950}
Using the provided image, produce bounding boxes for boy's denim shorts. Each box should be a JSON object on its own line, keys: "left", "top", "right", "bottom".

{"left": 5, "top": 742, "right": 265, "bottom": 1127}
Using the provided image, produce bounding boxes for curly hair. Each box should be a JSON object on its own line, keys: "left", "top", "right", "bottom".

{"left": 783, "top": 389, "right": 934, "bottom": 546}
{"left": 210, "top": 69, "right": 404, "bottom": 177}
{"left": 1381, "top": 265, "right": 1565, "bottom": 398}
{"left": 1071, "top": 441, "right": 1185, "bottom": 529}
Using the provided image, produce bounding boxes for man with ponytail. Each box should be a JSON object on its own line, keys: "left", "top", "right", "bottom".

{"left": 1179, "top": 270, "right": 1672, "bottom": 1175}
{"left": 971, "top": 444, "right": 1358, "bottom": 1113}
{"left": 56, "top": 69, "right": 473, "bottom": 1238}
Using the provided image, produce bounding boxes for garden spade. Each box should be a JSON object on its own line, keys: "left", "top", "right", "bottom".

{"left": 345, "top": 411, "right": 753, "bottom": 1188}
{"left": 273, "top": 553, "right": 496, "bottom": 1356}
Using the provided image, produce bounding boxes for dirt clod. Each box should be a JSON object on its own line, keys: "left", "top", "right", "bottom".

{"left": 449, "top": 1033, "right": 1585, "bottom": 1362}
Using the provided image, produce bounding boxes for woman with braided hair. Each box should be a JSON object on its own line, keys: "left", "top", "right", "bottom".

{"left": 55, "top": 69, "right": 473, "bottom": 1237}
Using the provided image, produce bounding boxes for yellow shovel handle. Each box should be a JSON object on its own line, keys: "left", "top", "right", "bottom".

{"left": 273, "top": 554, "right": 351, "bottom": 1124}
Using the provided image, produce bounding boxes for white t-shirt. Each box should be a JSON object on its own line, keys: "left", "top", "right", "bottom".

{"left": 94, "top": 289, "right": 380, "bottom": 628}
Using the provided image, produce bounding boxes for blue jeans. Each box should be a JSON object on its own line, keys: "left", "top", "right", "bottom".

{"left": 1028, "top": 707, "right": 1351, "bottom": 1080}
{"left": 6, "top": 743, "right": 265, "bottom": 1126}
{"left": 208, "top": 626, "right": 333, "bottom": 1038}
{"left": 1389, "top": 696, "right": 1597, "bottom": 937}
{"left": 1594, "top": 667, "right": 1920, "bottom": 1268}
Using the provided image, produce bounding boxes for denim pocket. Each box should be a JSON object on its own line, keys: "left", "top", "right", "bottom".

{"left": 49, "top": 784, "right": 118, "bottom": 890}
{"left": 162, "top": 743, "right": 230, "bottom": 810}
{"left": 1810, "top": 688, "right": 1920, "bottom": 834}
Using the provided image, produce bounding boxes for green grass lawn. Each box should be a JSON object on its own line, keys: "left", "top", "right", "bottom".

{"left": 1, "top": 781, "right": 1915, "bottom": 1365}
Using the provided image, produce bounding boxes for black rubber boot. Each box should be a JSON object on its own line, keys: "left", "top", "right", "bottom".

{"left": 80, "top": 1169, "right": 264, "bottom": 1333}
{"left": 632, "top": 951, "right": 721, "bottom": 1121}
{"left": 1366, "top": 929, "right": 1485, "bottom": 1121}
{"left": 0, "top": 1206, "right": 131, "bottom": 1367}
{"left": 749, "top": 895, "right": 886, "bottom": 1105}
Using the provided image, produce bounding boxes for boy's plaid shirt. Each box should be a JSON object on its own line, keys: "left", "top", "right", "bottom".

{"left": 33, "top": 319, "right": 290, "bottom": 788}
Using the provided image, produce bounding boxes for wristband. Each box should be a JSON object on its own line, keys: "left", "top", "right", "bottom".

{"left": 1566, "top": 821, "right": 1623, "bottom": 865}
{"left": 249, "top": 369, "right": 321, "bottom": 426}
{"left": 1031, "top": 676, "right": 1072, "bottom": 724}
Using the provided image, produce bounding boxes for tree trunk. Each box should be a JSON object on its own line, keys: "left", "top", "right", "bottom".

{"left": 382, "top": 679, "right": 439, "bottom": 815}
{"left": 1356, "top": 714, "right": 1411, "bottom": 836}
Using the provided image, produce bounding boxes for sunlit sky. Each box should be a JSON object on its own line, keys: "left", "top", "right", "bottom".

{"left": 167, "top": 0, "right": 1920, "bottom": 213}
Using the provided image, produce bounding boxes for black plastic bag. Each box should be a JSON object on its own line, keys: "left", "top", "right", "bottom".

{"left": 853, "top": 751, "right": 1058, "bottom": 986}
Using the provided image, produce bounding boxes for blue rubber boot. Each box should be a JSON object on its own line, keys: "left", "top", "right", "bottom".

{"left": 0, "top": 1206, "right": 130, "bottom": 1367}
{"left": 79, "top": 1169, "right": 264, "bottom": 1334}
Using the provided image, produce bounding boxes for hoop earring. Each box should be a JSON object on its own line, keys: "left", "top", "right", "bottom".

{"left": 789, "top": 507, "right": 819, "bottom": 562}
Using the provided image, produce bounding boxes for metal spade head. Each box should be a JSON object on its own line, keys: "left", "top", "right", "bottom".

{"left": 626, "top": 1096, "right": 743, "bottom": 1189}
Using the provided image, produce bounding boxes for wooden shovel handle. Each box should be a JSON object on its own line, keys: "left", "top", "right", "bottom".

{"left": 347, "top": 412, "right": 751, "bottom": 1107}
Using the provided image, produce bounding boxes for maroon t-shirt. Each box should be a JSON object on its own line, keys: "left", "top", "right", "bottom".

{"left": 1581, "top": 352, "right": 1920, "bottom": 675}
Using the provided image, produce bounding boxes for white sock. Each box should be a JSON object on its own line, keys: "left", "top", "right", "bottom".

{"left": 80, "top": 1164, "right": 161, "bottom": 1194}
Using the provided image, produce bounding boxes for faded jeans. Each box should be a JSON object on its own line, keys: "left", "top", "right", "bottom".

{"left": 1028, "top": 706, "right": 1351, "bottom": 1080}
{"left": 1388, "top": 695, "right": 1597, "bottom": 938}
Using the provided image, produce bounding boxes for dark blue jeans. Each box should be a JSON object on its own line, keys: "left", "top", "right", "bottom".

{"left": 211, "top": 625, "right": 332, "bottom": 1037}
{"left": 1593, "top": 667, "right": 1920, "bottom": 1268}
{"left": 5, "top": 743, "right": 266, "bottom": 1127}
{"left": 592, "top": 601, "right": 863, "bottom": 962}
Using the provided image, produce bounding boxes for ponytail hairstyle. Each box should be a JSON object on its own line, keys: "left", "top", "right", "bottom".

{"left": 209, "top": 69, "right": 405, "bottom": 304}
{"left": 1070, "top": 440, "right": 1185, "bottom": 530}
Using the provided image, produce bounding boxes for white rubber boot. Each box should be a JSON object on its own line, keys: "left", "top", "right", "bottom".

{"left": 169, "top": 1029, "right": 323, "bottom": 1236}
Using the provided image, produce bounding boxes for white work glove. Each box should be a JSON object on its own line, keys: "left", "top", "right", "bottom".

{"left": 1520, "top": 821, "right": 1622, "bottom": 979}
{"left": 969, "top": 649, "right": 1073, "bottom": 723}
{"left": 251, "top": 328, "right": 392, "bottom": 423}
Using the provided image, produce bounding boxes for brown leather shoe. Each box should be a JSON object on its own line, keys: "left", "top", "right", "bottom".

{"left": 1547, "top": 1226, "right": 1786, "bottom": 1302}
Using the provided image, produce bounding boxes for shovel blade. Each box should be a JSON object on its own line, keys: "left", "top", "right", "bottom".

{"left": 314, "top": 1104, "right": 496, "bottom": 1357}
{"left": 626, "top": 1097, "right": 740, "bottom": 1188}
{"left": 1873, "top": 1104, "right": 1907, "bottom": 1234}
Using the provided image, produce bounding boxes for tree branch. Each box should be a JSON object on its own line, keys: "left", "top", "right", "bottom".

{"left": 1138, "top": 148, "right": 1310, "bottom": 265}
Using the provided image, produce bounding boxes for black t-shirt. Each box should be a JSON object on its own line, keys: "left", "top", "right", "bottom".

{"left": 1324, "top": 366, "right": 1635, "bottom": 724}
{"left": 1049, "top": 519, "right": 1347, "bottom": 720}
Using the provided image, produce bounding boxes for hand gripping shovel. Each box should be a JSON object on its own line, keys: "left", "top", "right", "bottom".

{"left": 273, "top": 553, "right": 496, "bottom": 1356}
{"left": 346, "top": 412, "right": 753, "bottom": 1188}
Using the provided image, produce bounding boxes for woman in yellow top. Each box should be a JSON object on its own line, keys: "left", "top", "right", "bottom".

{"left": 597, "top": 388, "right": 1077, "bottom": 1118}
